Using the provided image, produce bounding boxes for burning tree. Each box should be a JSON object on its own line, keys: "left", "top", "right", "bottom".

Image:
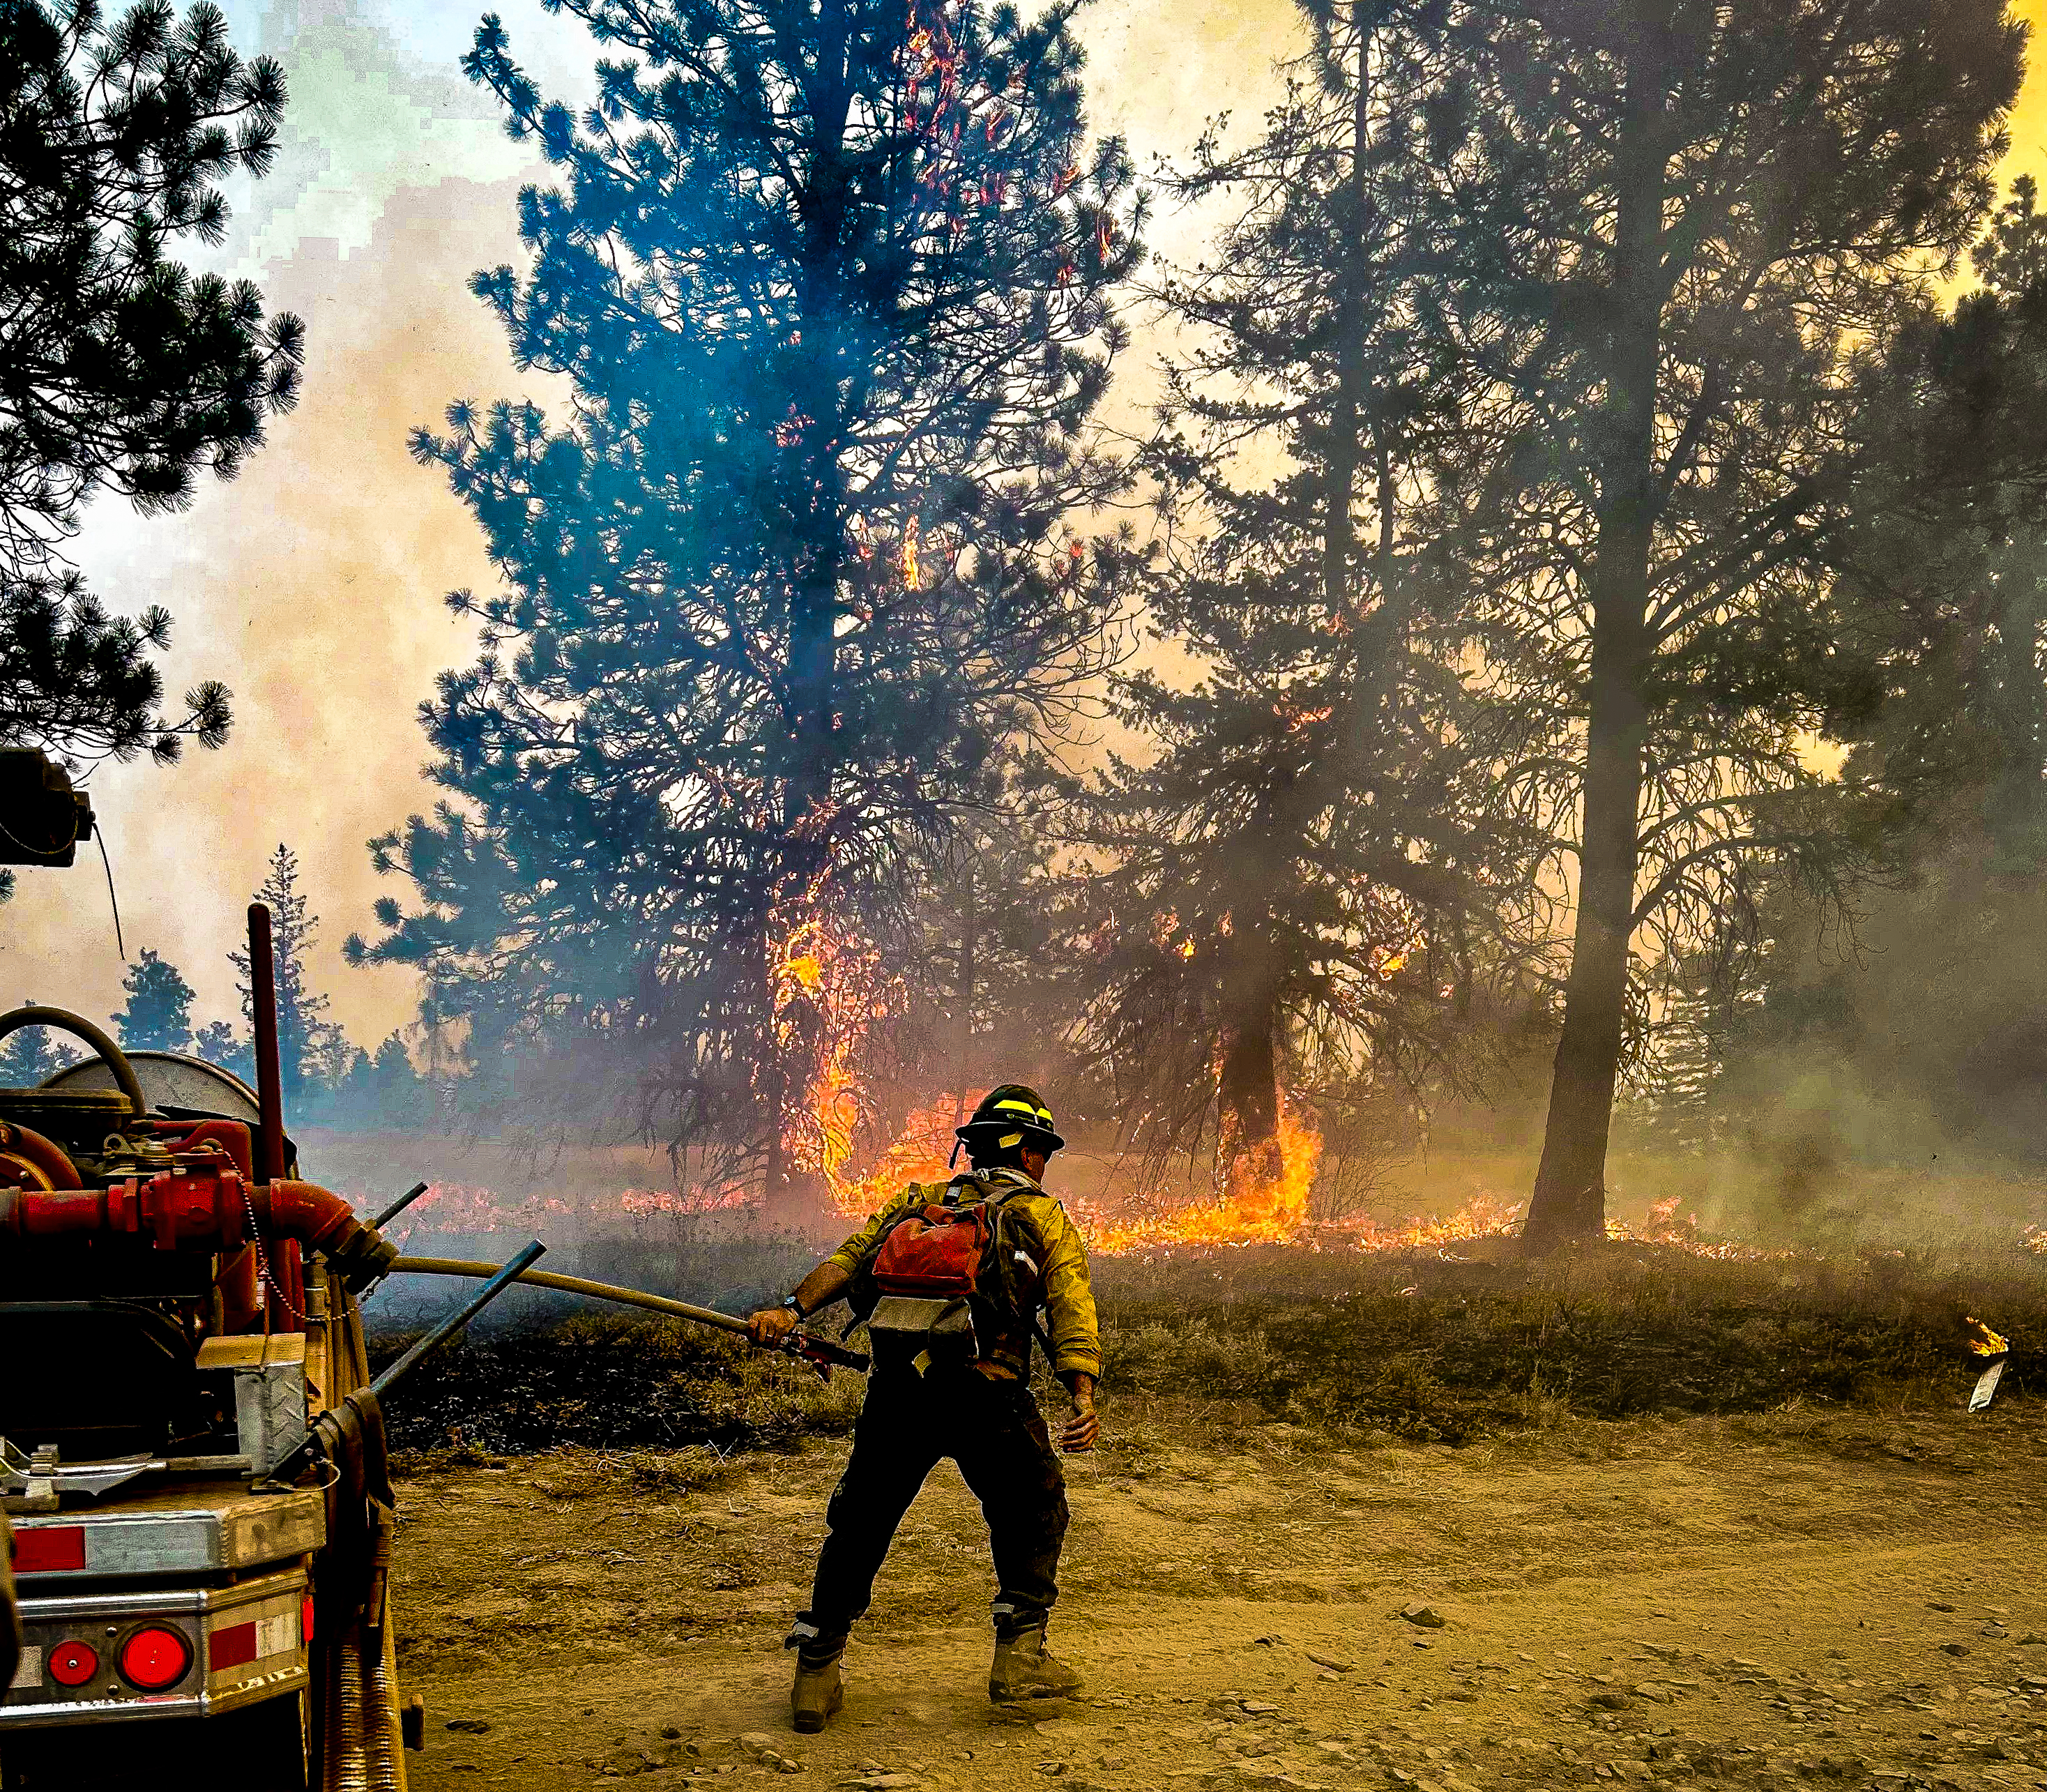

{"left": 356, "top": 0, "right": 1146, "bottom": 1209}
{"left": 1062, "top": 0, "right": 1534, "bottom": 1209}
{"left": 1426, "top": 0, "right": 2023, "bottom": 1249}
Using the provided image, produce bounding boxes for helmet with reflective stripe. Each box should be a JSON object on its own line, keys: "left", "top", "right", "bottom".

{"left": 955, "top": 1082, "right": 1065, "bottom": 1155}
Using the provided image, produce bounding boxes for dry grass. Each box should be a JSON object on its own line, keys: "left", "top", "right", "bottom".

{"left": 375, "top": 1236, "right": 2044, "bottom": 1463}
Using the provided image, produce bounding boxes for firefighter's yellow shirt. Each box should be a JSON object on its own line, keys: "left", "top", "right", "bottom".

{"left": 827, "top": 1167, "right": 1102, "bottom": 1383}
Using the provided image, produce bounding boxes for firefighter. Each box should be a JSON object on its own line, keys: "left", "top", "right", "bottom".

{"left": 747, "top": 1084, "right": 1100, "bottom": 1732}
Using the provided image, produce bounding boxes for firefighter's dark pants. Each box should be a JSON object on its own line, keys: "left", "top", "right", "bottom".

{"left": 795, "top": 1367, "right": 1068, "bottom": 1646}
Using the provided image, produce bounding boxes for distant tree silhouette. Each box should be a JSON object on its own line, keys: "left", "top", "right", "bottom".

{"left": 358, "top": 0, "right": 1146, "bottom": 1206}
{"left": 192, "top": 1017, "right": 253, "bottom": 1086}
{"left": 0, "top": 1004, "right": 79, "bottom": 1084}
{"left": 319, "top": 1032, "right": 435, "bottom": 1132}
{"left": 231, "top": 844, "right": 342, "bottom": 1102}
{"left": 0, "top": 1, "right": 301, "bottom": 783}
{"left": 112, "top": 946, "right": 195, "bottom": 1050}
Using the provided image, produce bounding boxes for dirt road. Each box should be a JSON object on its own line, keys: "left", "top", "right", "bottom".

{"left": 390, "top": 1392, "right": 2047, "bottom": 1792}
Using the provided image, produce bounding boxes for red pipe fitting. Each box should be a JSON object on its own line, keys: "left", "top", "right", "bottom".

{"left": 0, "top": 1185, "right": 106, "bottom": 1236}
{"left": 254, "top": 1180, "right": 359, "bottom": 1254}
{"left": 0, "top": 1168, "right": 379, "bottom": 1265}
{"left": 0, "top": 1122, "right": 82, "bottom": 1193}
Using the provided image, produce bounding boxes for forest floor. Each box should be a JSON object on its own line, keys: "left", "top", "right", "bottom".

{"left": 389, "top": 1386, "right": 2047, "bottom": 1792}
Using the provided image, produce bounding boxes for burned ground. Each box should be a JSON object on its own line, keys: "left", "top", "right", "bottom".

{"left": 374, "top": 1245, "right": 2043, "bottom": 1455}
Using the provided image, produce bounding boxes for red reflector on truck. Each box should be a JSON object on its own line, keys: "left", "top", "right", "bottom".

{"left": 121, "top": 1626, "right": 192, "bottom": 1691}
{"left": 208, "top": 1620, "right": 257, "bottom": 1672}
{"left": 302, "top": 1595, "right": 314, "bottom": 1643}
{"left": 47, "top": 1641, "right": 98, "bottom": 1687}
{"left": 15, "top": 1526, "right": 85, "bottom": 1572}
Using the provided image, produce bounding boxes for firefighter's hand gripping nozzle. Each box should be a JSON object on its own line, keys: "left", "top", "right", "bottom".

{"left": 776, "top": 1326, "right": 871, "bottom": 1381}
{"left": 747, "top": 1288, "right": 871, "bottom": 1379}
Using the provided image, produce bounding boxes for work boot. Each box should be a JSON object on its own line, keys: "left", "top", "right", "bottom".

{"left": 791, "top": 1643, "right": 844, "bottom": 1735}
{"left": 791, "top": 1641, "right": 844, "bottom": 1733}
{"left": 989, "top": 1627, "right": 1084, "bottom": 1703}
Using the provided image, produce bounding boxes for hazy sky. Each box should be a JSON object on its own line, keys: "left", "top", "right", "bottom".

{"left": 5, "top": 0, "right": 2046, "bottom": 1053}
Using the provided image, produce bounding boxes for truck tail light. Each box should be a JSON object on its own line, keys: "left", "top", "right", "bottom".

{"left": 47, "top": 1641, "right": 98, "bottom": 1687}
{"left": 119, "top": 1626, "right": 191, "bottom": 1691}
{"left": 302, "top": 1595, "right": 315, "bottom": 1643}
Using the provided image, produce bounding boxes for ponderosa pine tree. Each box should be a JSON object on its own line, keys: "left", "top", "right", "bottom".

{"left": 231, "top": 844, "right": 342, "bottom": 1102}
{"left": 1837, "top": 179, "right": 2047, "bottom": 856}
{"left": 0, "top": 1005, "right": 79, "bottom": 1084}
{"left": 0, "top": 1, "right": 302, "bottom": 779}
{"left": 1426, "top": 0, "right": 2024, "bottom": 1248}
{"left": 192, "top": 1017, "right": 252, "bottom": 1086}
{"left": 112, "top": 946, "right": 195, "bottom": 1051}
{"left": 1065, "top": 0, "right": 1528, "bottom": 1180}
{"left": 356, "top": 0, "right": 1145, "bottom": 1206}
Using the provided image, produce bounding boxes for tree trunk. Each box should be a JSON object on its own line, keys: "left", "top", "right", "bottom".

{"left": 763, "top": 0, "right": 855, "bottom": 1224}
{"left": 1321, "top": 0, "right": 1375, "bottom": 625}
{"left": 1522, "top": 51, "right": 1666, "bottom": 1254}
{"left": 783, "top": 3, "right": 854, "bottom": 845}
{"left": 1991, "top": 546, "right": 2044, "bottom": 840}
{"left": 1217, "top": 1000, "right": 1281, "bottom": 1170}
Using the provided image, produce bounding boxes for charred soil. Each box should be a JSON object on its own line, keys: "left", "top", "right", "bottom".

{"left": 375, "top": 1244, "right": 2044, "bottom": 1454}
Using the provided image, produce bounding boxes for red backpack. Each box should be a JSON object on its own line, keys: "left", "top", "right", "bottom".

{"left": 871, "top": 1200, "right": 996, "bottom": 1298}
{"left": 861, "top": 1183, "right": 1020, "bottom": 1376}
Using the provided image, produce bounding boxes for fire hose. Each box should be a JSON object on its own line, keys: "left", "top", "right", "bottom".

{"left": 386, "top": 1257, "right": 871, "bottom": 1375}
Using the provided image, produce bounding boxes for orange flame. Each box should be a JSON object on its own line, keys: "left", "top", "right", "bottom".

{"left": 766, "top": 889, "right": 896, "bottom": 1207}
{"left": 829, "top": 1100, "right": 962, "bottom": 1219}
{"left": 1600, "top": 1194, "right": 1786, "bottom": 1259}
{"left": 1967, "top": 1316, "right": 2011, "bottom": 1358}
{"left": 365, "top": 1180, "right": 577, "bottom": 1236}
{"left": 763, "top": 882, "right": 975, "bottom": 1218}
{"left": 1087, "top": 1099, "right": 1323, "bottom": 1252}
{"left": 1341, "top": 1192, "right": 1526, "bottom": 1253}
{"left": 1369, "top": 930, "right": 1425, "bottom": 980}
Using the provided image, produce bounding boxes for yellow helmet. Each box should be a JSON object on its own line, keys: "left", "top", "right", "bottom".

{"left": 954, "top": 1083, "right": 1065, "bottom": 1154}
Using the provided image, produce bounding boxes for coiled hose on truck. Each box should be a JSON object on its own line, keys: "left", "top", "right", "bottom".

{"left": 320, "top": 1278, "right": 406, "bottom": 1792}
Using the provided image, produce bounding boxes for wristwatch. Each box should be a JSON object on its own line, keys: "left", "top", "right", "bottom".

{"left": 780, "top": 1293, "right": 807, "bottom": 1320}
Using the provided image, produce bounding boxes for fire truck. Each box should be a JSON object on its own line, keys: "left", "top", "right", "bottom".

{"left": 0, "top": 750, "right": 864, "bottom": 1789}
{"left": 0, "top": 750, "right": 518, "bottom": 1791}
